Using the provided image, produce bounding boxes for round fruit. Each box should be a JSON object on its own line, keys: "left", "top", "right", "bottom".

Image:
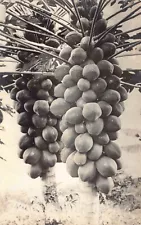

{"left": 96, "top": 156, "right": 117, "bottom": 177}
{"left": 76, "top": 97, "right": 86, "bottom": 108}
{"left": 89, "top": 47, "right": 104, "bottom": 63}
{"left": 115, "top": 158, "right": 122, "bottom": 170}
{"left": 113, "top": 64, "right": 122, "bottom": 77}
{"left": 19, "top": 134, "right": 33, "bottom": 150}
{"left": 65, "top": 107, "right": 83, "bottom": 125}
{"left": 10, "top": 87, "right": 19, "bottom": 100}
{"left": 98, "top": 101, "right": 112, "bottom": 117}
{"left": 50, "top": 98, "right": 71, "bottom": 117}
{"left": 45, "top": 38, "right": 60, "bottom": 47}
{"left": 61, "top": 127, "right": 77, "bottom": 148}
{"left": 87, "top": 144, "right": 103, "bottom": 161}
{"left": 97, "top": 60, "right": 114, "bottom": 77}
{"left": 15, "top": 77, "right": 28, "bottom": 89}
{"left": 20, "top": 126, "right": 28, "bottom": 134}
{"left": 104, "top": 115, "right": 121, "bottom": 132}
{"left": 28, "top": 127, "right": 41, "bottom": 137}
{"left": 112, "top": 102, "right": 124, "bottom": 117}
{"left": 75, "top": 133, "right": 93, "bottom": 153}
{"left": 27, "top": 78, "right": 40, "bottom": 93}
{"left": 36, "top": 89, "right": 49, "bottom": 100}
{"left": 69, "top": 65, "right": 83, "bottom": 82}
{"left": 101, "top": 33, "right": 115, "bottom": 44}
{"left": 117, "top": 86, "right": 128, "bottom": 101}
{"left": 77, "top": 78, "right": 90, "bottom": 92}
{"left": 94, "top": 19, "right": 107, "bottom": 35}
{"left": 82, "top": 103, "right": 102, "bottom": 121}
{"left": 61, "top": 147, "right": 75, "bottom": 163}
{"left": 41, "top": 150, "right": 57, "bottom": 168}
{"left": 86, "top": 118, "right": 104, "bottom": 136}
{"left": 62, "top": 74, "right": 75, "bottom": 88}
{"left": 104, "top": 141, "right": 121, "bottom": 159}
{"left": 83, "top": 64, "right": 100, "bottom": 81}
{"left": 24, "top": 99, "right": 36, "bottom": 112}
{"left": 64, "top": 86, "right": 82, "bottom": 103}
{"left": 54, "top": 64, "right": 70, "bottom": 81}
{"left": 75, "top": 122, "right": 87, "bottom": 134}
{"left": 109, "top": 57, "right": 119, "bottom": 65}
{"left": 23, "top": 147, "right": 41, "bottom": 165}
{"left": 65, "top": 31, "right": 82, "bottom": 46}
{"left": 66, "top": 152, "right": 79, "bottom": 177}
{"left": 78, "top": 160, "right": 97, "bottom": 182}
{"left": 80, "top": 36, "right": 94, "bottom": 51}
{"left": 94, "top": 132, "right": 110, "bottom": 145}
{"left": 101, "top": 42, "right": 116, "bottom": 58}
{"left": 16, "top": 89, "right": 31, "bottom": 103}
{"left": 41, "top": 79, "right": 52, "bottom": 91}
{"left": 14, "top": 101, "right": 24, "bottom": 113}
{"left": 47, "top": 116, "right": 57, "bottom": 126}
{"left": 106, "top": 75, "right": 120, "bottom": 89}
{"left": 17, "top": 112, "right": 31, "bottom": 127}
{"left": 73, "top": 151, "right": 87, "bottom": 166}
{"left": 82, "top": 90, "right": 97, "bottom": 102}
{"left": 108, "top": 132, "right": 118, "bottom": 141}
{"left": 33, "top": 100, "right": 49, "bottom": 116}
{"left": 96, "top": 175, "right": 114, "bottom": 194}
{"left": 32, "top": 114, "right": 47, "bottom": 129}
{"left": 28, "top": 163, "right": 42, "bottom": 179}
{"left": 59, "top": 45, "right": 72, "bottom": 60}
{"left": 76, "top": 17, "right": 90, "bottom": 31}
{"left": 42, "top": 126, "right": 58, "bottom": 143}
{"left": 18, "top": 148, "right": 25, "bottom": 159}
{"left": 70, "top": 47, "right": 87, "bottom": 65}
{"left": 101, "top": 90, "right": 121, "bottom": 105}
{"left": 48, "top": 142, "right": 60, "bottom": 153}
{"left": 34, "top": 136, "right": 48, "bottom": 150}
{"left": 91, "top": 78, "right": 107, "bottom": 94}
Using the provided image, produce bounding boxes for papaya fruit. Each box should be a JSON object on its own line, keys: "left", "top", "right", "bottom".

{"left": 15, "top": 77, "right": 28, "bottom": 89}
{"left": 73, "top": 151, "right": 87, "bottom": 166}
{"left": 69, "top": 65, "right": 83, "bottom": 82}
{"left": 18, "top": 148, "right": 25, "bottom": 159}
{"left": 75, "top": 133, "right": 93, "bottom": 153}
{"left": 115, "top": 158, "right": 122, "bottom": 170}
{"left": 97, "top": 60, "right": 114, "bottom": 77}
{"left": 45, "top": 38, "right": 60, "bottom": 47}
{"left": 19, "top": 134, "right": 33, "bottom": 150}
{"left": 76, "top": 97, "right": 86, "bottom": 108}
{"left": 75, "top": 122, "right": 87, "bottom": 134}
{"left": 77, "top": 6, "right": 86, "bottom": 17}
{"left": 50, "top": 98, "right": 71, "bottom": 117}
{"left": 66, "top": 152, "right": 79, "bottom": 177}
{"left": 28, "top": 127, "right": 41, "bottom": 137}
{"left": 96, "top": 175, "right": 114, "bottom": 194}
{"left": 91, "top": 78, "right": 107, "bottom": 94}
{"left": 83, "top": 64, "right": 100, "bottom": 81}
{"left": 89, "top": 47, "right": 104, "bottom": 64}
{"left": 20, "top": 126, "right": 28, "bottom": 134}
{"left": 24, "top": 99, "right": 36, "bottom": 112}
{"left": 28, "top": 163, "right": 42, "bottom": 179}
{"left": 80, "top": 36, "right": 94, "bottom": 51}
{"left": 47, "top": 96, "right": 54, "bottom": 105}
{"left": 47, "top": 116, "right": 57, "bottom": 126}
{"left": 96, "top": 156, "right": 117, "bottom": 177}
{"left": 94, "top": 19, "right": 107, "bottom": 35}
{"left": 113, "top": 64, "right": 122, "bottom": 77}
{"left": 42, "top": 126, "right": 58, "bottom": 143}
{"left": 17, "top": 112, "right": 31, "bottom": 127}
{"left": 54, "top": 64, "right": 70, "bottom": 82}
{"left": 106, "top": 75, "right": 120, "bottom": 90}
{"left": 101, "top": 89, "right": 120, "bottom": 105}
{"left": 78, "top": 160, "right": 97, "bottom": 182}
{"left": 82, "top": 90, "right": 97, "bottom": 102}
{"left": 104, "top": 115, "right": 121, "bottom": 132}
{"left": 48, "top": 142, "right": 60, "bottom": 154}
{"left": 61, "top": 147, "right": 75, "bottom": 163}
{"left": 34, "top": 136, "right": 48, "bottom": 150}
{"left": 10, "top": 87, "right": 19, "bottom": 100}
{"left": 94, "top": 131, "right": 110, "bottom": 145}
{"left": 90, "top": 5, "right": 101, "bottom": 19}
{"left": 77, "top": 78, "right": 90, "bottom": 92}
{"left": 62, "top": 74, "right": 75, "bottom": 88}
{"left": 59, "top": 116, "right": 71, "bottom": 132}
{"left": 64, "top": 86, "right": 82, "bottom": 103}
{"left": 108, "top": 132, "right": 118, "bottom": 141}
{"left": 65, "top": 107, "right": 83, "bottom": 125}
{"left": 86, "top": 118, "right": 104, "bottom": 136}
{"left": 100, "top": 33, "right": 115, "bottom": 44}
{"left": 36, "top": 89, "right": 49, "bottom": 100}
{"left": 100, "top": 42, "right": 116, "bottom": 58}
{"left": 14, "top": 101, "right": 24, "bottom": 113}
{"left": 27, "top": 78, "right": 41, "bottom": 93}
{"left": 33, "top": 100, "right": 49, "bottom": 117}
{"left": 16, "top": 89, "right": 31, "bottom": 103}
{"left": 41, "top": 79, "right": 52, "bottom": 91}
{"left": 81, "top": 59, "right": 95, "bottom": 68}
{"left": 32, "top": 114, "right": 47, "bottom": 129}
{"left": 23, "top": 147, "right": 41, "bottom": 165}
{"left": 108, "top": 57, "right": 119, "bottom": 65}
{"left": 117, "top": 86, "right": 128, "bottom": 101}
{"left": 82, "top": 103, "right": 102, "bottom": 121}
{"left": 98, "top": 101, "right": 112, "bottom": 117}
{"left": 112, "top": 102, "right": 124, "bottom": 117}
{"left": 41, "top": 150, "right": 57, "bottom": 168}
{"left": 61, "top": 127, "right": 77, "bottom": 148}
{"left": 59, "top": 45, "right": 72, "bottom": 60}
{"left": 87, "top": 143, "right": 103, "bottom": 161}
{"left": 104, "top": 141, "right": 121, "bottom": 159}
{"left": 76, "top": 17, "right": 90, "bottom": 31}
{"left": 70, "top": 47, "right": 87, "bottom": 65}
{"left": 65, "top": 31, "right": 82, "bottom": 46}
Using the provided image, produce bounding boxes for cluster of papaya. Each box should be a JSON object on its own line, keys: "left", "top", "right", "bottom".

{"left": 10, "top": 73, "right": 62, "bottom": 179}
{"left": 49, "top": 1, "right": 128, "bottom": 194}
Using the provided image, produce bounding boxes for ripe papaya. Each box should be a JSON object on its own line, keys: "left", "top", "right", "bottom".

{"left": 33, "top": 100, "right": 49, "bottom": 117}
{"left": 86, "top": 118, "right": 104, "bottom": 136}
{"left": 27, "top": 78, "right": 41, "bottom": 93}
{"left": 106, "top": 75, "right": 120, "bottom": 90}
{"left": 75, "top": 122, "right": 87, "bottom": 134}
{"left": 41, "top": 150, "right": 57, "bottom": 168}
{"left": 82, "top": 103, "right": 102, "bottom": 121}
{"left": 96, "top": 175, "right": 114, "bottom": 194}
{"left": 50, "top": 98, "right": 71, "bottom": 117}
{"left": 34, "top": 136, "right": 48, "bottom": 150}
{"left": 101, "top": 89, "right": 120, "bottom": 105}
{"left": 83, "top": 64, "right": 100, "bottom": 81}
{"left": 61, "top": 127, "right": 77, "bottom": 148}
{"left": 28, "top": 163, "right": 42, "bottom": 179}
{"left": 59, "top": 45, "right": 72, "bottom": 60}
{"left": 24, "top": 99, "right": 36, "bottom": 112}
{"left": 77, "top": 78, "right": 90, "bottom": 92}
{"left": 96, "top": 156, "right": 117, "bottom": 177}
{"left": 104, "top": 115, "right": 121, "bottom": 132}
{"left": 54, "top": 64, "right": 70, "bottom": 82}
{"left": 69, "top": 65, "right": 83, "bottom": 82}
{"left": 104, "top": 141, "right": 121, "bottom": 159}
{"left": 70, "top": 47, "right": 87, "bottom": 65}
{"left": 75, "top": 133, "right": 93, "bottom": 153}
{"left": 65, "top": 107, "right": 83, "bottom": 125}
{"left": 100, "top": 42, "right": 116, "bottom": 58}
{"left": 64, "top": 86, "right": 82, "bottom": 103}
{"left": 42, "top": 126, "right": 58, "bottom": 143}
{"left": 23, "top": 147, "right": 41, "bottom": 165}
{"left": 76, "top": 97, "right": 86, "bottom": 108}
{"left": 98, "top": 101, "right": 112, "bottom": 117}
{"left": 16, "top": 89, "right": 31, "bottom": 103}
{"left": 17, "top": 112, "right": 31, "bottom": 127}
{"left": 41, "top": 79, "right": 52, "bottom": 91}
{"left": 91, "top": 78, "right": 107, "bottom": 94}
{"left": 89, "top": 47, "right": 104, "bottom": 64}
{"left": 65, "top": 31, "right": 82, "bottom": 46}
{"left": 32, "top": 114, "right": 47, "bottom": 129}
{"left": 66, "top": 152, "right": 79, "bottom": 177}
{"left": 80, "top": 36, "right": 94, "bottom": 51}
{"left": 73, "top": 151, "right": 87, "bottom": 166}
{"left": 36, "top": 89, "right": 49, "bottom": 100}
{"left": 94, "top": 131, "right": 110, "bottom": 145}
{"left": 97, "top": 60, "right": 114, "bottom": 77}
{"left": 61, "top": 147, "right": 75, "bottom": 163}
{"left": 19, "top": 134, "right": 33, "bottom": 150}
{"left": 62, "top": 74, "right": 75, "bottom": 88}
{"left": 87, "top": 143, "right": 103, "bottom": 161}
{"left": 48, "top": 142, "right": 60, "bottom": 154}
{"left": 78, "top": 160, "right": 97, "bottom": 182}
{"left": 76, "top": 17, "right": 90, "bottom": 31}
{"left": 82, "top": 90, "right": 97, "bottom": 102}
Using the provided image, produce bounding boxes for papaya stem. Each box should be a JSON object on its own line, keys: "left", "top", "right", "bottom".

{"left": 115, "top": 26, "right": 141, "bottom": 37}
{"left": 7, "top": 9, "right": 68, "bottom": 45}
{"left": 106, "top": 1, "right": 141, "bottom": 21}
{"left": 101, "top": 0, "right": 111, "bottom": 11}
{"left": 116, "top": 41, "right": 139, "bottom": 49}
{"left": 121, "top": 81, "right": 141, "bottom": 88}
{"left": 108, "top": 40, "right": 141, "bottom": 60}
{"left": 0, "top": 71, "right": 54, "bottom": 76}
{"left": 95, "top": 6, "right": 141, "bottom": 46}
{"left": 71, "top": 0, "right": 85, "bottom": 36}
{"left": 0, "top": 44, "right": 41, "bottom": 53}
{"left": 116, "top": 52, "right": 141, "bottom": 58}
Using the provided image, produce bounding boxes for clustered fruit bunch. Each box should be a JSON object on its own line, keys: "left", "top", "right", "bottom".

{"left": 10, "top": 72, "right": 62, "bottom": 179}
{"left": 49, "top": 0, "right": 128, "bottom": 194}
